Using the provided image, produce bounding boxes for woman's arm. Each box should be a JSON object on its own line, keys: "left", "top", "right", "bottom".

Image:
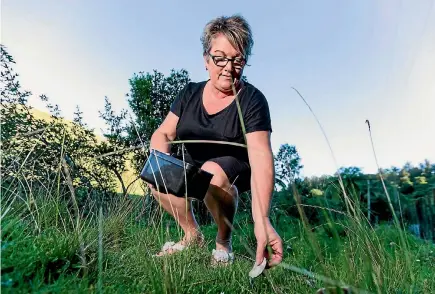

{"left": 149, "top": 112, "right": 179, "bottom": 154}
{"left": 246, "top": 131, "right": 274, "bottom": 221}
{"left": 246, "top": 130, "right": 283, "bottom": 267}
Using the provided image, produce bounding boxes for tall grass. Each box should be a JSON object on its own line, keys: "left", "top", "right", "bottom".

{"left": 2, "top": 183, "right": 434, "bottom": 293}
{"left": 2, "top": 89, "right": 435, "bottom": 293}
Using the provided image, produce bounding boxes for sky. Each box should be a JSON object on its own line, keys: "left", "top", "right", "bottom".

{"left": 2, "top": 0, "right": 435, "bottom": 177}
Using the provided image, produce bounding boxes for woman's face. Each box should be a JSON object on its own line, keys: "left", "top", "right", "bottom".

{"left": 204, "top": 34, "right": 245, "bottom": 93}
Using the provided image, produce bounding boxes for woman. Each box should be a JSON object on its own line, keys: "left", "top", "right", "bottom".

{"left": 148, "top": 14, "right": 282, "bottom": 268}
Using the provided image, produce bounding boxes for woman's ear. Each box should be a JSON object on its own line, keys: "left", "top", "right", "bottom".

{"left": 203, "top": 54, "right": 209, "bottom": 71}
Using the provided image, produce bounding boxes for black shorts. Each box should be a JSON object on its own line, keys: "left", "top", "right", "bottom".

{"left": 208, "top": 156, "right": 251, "bottom": 194}
{"left": 176, "top": 152, "right": 251, "bottom": 195}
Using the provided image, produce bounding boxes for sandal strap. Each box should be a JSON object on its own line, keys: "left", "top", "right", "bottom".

{"left": 161, "top": 241, "right": 175, "bottom": 252}
{"left": 212, "top": 249, "right": 234, "bottom": 263}
{"left": 161, "top": 241, "right": 186, "bottom": 253}
{"left": 155, "top": 235, "right": 204, "bottom": 257}
{"left": 171, "top": 243, "right": 186, "bottom": 251}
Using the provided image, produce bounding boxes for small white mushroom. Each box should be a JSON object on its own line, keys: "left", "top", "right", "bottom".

{"left": 249, "top": 257, "right": 267, "bottom": 278}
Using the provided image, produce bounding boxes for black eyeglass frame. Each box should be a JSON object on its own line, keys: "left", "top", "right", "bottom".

{"left": 208, "top": 53, "right": 248, "bottom": 69}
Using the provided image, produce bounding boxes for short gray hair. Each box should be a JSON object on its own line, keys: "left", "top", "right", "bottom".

{"left": 201, "top": 14, "right": 254, "bottom": 62}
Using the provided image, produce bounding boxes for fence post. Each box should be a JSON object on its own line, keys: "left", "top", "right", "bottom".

{"left": 432, "top": 189, "right": 435, "bottom": 241}
{"left": 367, "top": 179, "right": 371, "bottom": 222}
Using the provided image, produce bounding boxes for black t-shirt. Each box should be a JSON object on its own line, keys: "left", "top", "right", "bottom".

{"left": 170, "top": 80, "right": 272, "bottom": 165}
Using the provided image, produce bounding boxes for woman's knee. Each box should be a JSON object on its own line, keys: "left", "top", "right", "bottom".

{"left": 201, "top": 161, "right": 237, "bottom": 195}
{"left": 149, "top": 186, "right": 173, "bottom": 201}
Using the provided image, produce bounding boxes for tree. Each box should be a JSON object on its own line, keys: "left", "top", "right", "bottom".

{"left": 97, "top": 97, "right": 133, "bottom": 196}
{"left": 274, "top": 143, "right": 303, "bottom": 189}
{"left": 399, "top": 167, "right": 414, "bottom": 194}
{"left": 337, "top": 166, "right": 363, "bottom": 179}
{"left": 1, "top": 45, "right": 118, "bottom": 213}
{"left": 0, "top": 45, "right": 33, "bottom": 141}
{"left": 125, "top": 69, "right": 191, "bottom": 173}
{"left": 335, "top": 166, "right": 364, "bottom": 201}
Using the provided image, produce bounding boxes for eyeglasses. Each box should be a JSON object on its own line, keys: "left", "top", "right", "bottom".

{"left": 208, "top": 53, "right": 246, "bottom": 70}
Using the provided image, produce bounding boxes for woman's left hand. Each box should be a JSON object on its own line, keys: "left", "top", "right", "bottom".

{"left": 254, "top": 217, "right": 283, "bottom": 268}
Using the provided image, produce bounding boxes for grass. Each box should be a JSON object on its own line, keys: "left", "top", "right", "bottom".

{"left": 2, "top": 128, "right": 434, "bottom": 294}
{"left": 1, "top": 193, "right": 434, "bottom": 294}
{"left": 2, "top": 86, "right": 434, "bottom": 293}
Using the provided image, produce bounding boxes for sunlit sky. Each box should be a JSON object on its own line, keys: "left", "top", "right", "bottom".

{"left": 2, "top": 1, "right": 435, "bottom": 177}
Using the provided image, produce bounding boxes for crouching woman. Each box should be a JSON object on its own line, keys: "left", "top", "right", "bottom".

{"left": 147, "top": 14, "right": 282, "bottom": 268}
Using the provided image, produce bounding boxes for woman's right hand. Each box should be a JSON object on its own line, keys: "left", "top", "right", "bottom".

{"left": 149, "top": 112, "right": 179, "bottom": 154}
{"left": 254, "top": 217, "right": 283, "bottom": 268}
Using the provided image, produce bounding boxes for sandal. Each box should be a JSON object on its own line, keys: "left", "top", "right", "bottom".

{"left": 154, "top": 241, "right": 186, "bottom": 257}
{"left": 154, "top": 234, "right": 205, "bottom": 257}
{"left": 211, "top": 249, "right": 234, "bottom": 266}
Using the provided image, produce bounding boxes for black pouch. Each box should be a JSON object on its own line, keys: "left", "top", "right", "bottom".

{"left": 140, "top": 150, "right": 213, "bottom": 200}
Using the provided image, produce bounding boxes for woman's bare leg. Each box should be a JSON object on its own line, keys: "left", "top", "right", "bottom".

{"left": 150, "top": 188, "right": 203, "bottom": 255}
{"left": 150, "top": 161, "right": 238, "bottom": 254}
{"left": 202, "top": 161, "right": 238, "bottom": 253}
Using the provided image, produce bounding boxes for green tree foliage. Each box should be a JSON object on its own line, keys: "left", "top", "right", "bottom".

{"left": 96, "top": 97, "right": 133, "bottom": 195}
{"left": 274, "top": 143, "right": 303, "bottom": 189}
{"left": 337, "top": 166, "right": 363, "bottom": 178}
{"left": 125, "top": 69, "right": 190, "bottom": 172}
{"left": 1, "top": 44, "right": 33, "bottom": 141}
{"left": 1, "top": 45, "right": 117, "bottom": 212}
{"left": 272, "top": 146, "right": 434, "bottom": 240}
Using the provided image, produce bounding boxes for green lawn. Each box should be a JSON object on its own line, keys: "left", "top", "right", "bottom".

{"left": 2, "top": 202, "right": 434, "bottom": 294}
